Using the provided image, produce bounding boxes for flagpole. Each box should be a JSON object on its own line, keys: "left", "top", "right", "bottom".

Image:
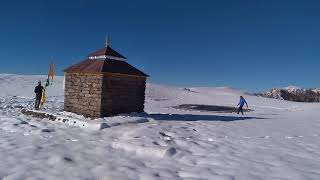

{"left": 41, "top": 57, "right": 53, "bottom": 109}
{"left": 50, "top": 56, "right": 53, "bottom": 85}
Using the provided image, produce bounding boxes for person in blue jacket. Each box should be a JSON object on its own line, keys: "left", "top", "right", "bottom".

{"left": 237, "top": 96, "right": 248, "bottom": 115}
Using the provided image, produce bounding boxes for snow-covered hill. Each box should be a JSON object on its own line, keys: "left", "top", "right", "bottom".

{"left": 0, "top": 74, "right": 320, "bottom": 180}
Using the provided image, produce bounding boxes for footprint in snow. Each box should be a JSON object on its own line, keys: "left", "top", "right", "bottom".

{"left": 257, "top": 136, "right": 270, "bottom": 139}
{"left": 159, "top": 132, "right": 174, "bottom": 142}
{"left": 294, "top": 135, "right": 303, "bottom": 138}
{"left": 241, "top": 136, "right": 251, "bottom": 139}
{"left": 40, "top": 135, "right": 53, "bottom": 139}
{"left": 159, "top": 132, "right": 171, "bottom": 138}
{"left": 63, "top": 157, "right": 74, "bottom": 163}
{"left": 41, "top": 129, "right": 55, "bottom": 133}
{"left": 153, "top": 141, "right": 160, "bottom": 145}
{"left": 19, "top": 120, "right": 29, "bottom": 125}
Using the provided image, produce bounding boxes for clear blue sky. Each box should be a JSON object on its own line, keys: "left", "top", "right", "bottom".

{"left": 0, "top": 0, "right": 320, "bottom": 91}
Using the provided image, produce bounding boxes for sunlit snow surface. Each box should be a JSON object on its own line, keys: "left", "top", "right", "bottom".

{"left": 0, "top": 74, "right": 320, "bottom": 180}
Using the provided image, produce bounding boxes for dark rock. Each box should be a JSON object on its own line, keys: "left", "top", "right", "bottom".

{"left": 259, "top": 87, "right": 320, "bottom": 102}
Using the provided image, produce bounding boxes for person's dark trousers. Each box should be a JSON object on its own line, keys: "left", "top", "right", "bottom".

{"left": 35, "top": 95, "right": 41, "bottom": 110}
{"left": 237, "top": 105, "right": 244, "bottom": 115}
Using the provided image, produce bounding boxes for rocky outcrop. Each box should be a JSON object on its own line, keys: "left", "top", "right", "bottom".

{"left": 259, "top": 86, "right": 320, "bottom": 102}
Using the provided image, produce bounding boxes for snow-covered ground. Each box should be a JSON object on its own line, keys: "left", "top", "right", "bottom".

{"left": 0, "top": 73, "right": 320, "bottom": 180}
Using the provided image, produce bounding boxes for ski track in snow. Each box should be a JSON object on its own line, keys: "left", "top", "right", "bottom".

{"left": 0, "top": 74, "right": 320, "bottom": 180}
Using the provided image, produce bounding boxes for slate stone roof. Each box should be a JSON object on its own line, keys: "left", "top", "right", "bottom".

{"left": 88, "top": 46, "right": 126, "bottom": 59}
{"left": 64, "top": 58, "right": 148, "bottom": 77}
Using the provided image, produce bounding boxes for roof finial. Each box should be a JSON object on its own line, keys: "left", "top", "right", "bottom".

{"left": 105, "top": 35, "right": 110, "bottom": 47}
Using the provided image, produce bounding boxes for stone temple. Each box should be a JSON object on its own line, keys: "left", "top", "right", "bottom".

{"left": 63, "top": 37, "right": 148, "bottom": 118}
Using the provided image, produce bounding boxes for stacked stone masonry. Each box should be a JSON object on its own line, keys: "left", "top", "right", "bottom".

{"left": 64, "top": 73, "right": 146, "bottom": 118}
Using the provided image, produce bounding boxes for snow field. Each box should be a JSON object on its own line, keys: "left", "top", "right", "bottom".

{"left": 0, "top": 74, "right": 320, "bottom": 179}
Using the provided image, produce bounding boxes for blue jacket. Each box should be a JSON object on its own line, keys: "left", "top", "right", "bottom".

{"left": 238, "top": 98, "right": 248, "bottom": 107}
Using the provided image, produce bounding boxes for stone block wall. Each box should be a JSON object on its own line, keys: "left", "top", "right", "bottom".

{"left": 64, "top": 73, "right": 103, "bottom": 117}
{"left": 101, "top": 74, "right": 146, "bottom": 116}
{"left": 64, "top": 73, "right": 146, "bottom": 118}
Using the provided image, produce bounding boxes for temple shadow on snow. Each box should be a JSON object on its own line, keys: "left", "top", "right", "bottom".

{"left": 132, "top": 113, "right": 266, "bottom": 122}
{"left": 174, "top": 104, "right": 253, "bottom": 113}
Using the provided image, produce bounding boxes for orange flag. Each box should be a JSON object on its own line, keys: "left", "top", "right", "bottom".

{"left": 45, "top": 62, "right": 54, "bottom": 87}
{"left": 48, "top": 63, "right": 54, "bottom": 80}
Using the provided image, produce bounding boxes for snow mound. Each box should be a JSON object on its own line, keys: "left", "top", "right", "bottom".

{"left": 112, "top": 142, "right": 177, "bottom": 158}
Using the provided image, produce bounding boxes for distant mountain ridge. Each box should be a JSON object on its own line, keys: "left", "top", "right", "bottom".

{"left": 258, "top": 86, "right": 320, "bottom": 102}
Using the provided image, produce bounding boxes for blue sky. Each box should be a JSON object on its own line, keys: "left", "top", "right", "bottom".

{"left": 0, "top": 0, "right": 320, "bottom": 91}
